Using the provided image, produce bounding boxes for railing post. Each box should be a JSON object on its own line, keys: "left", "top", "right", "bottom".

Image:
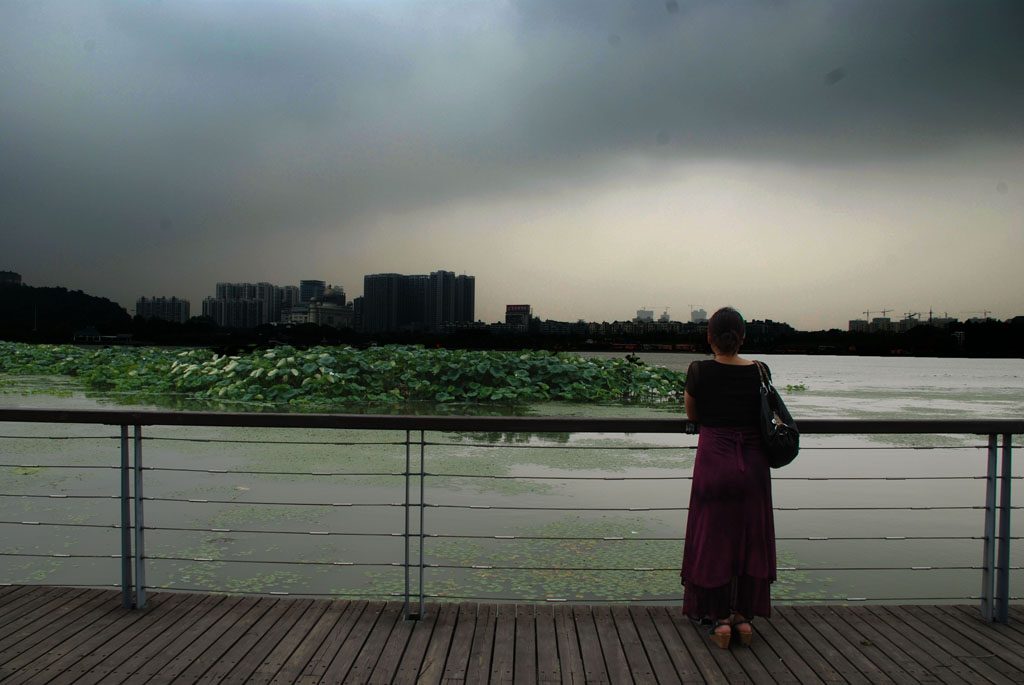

{"left": 995, "top": 434, "right": 1012, "bottom": 623}
{"left": 980, "top": 433, "right": 998, "bottom": 621}
{"left": 119, "top": 424, "right": 133, "bottom": 609}
{"left": 418, "top": 429, "right": 426, "bottom": 619}
{"left": 403, "top": 430, "right": 412, "bottom": 620}
{"left": 133, "top": 425, "right": 147, "bottom": 609}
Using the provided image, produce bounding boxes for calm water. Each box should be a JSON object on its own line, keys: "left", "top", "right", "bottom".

{"left": 1, "top": 354, "right": 1021, "bottom": 604}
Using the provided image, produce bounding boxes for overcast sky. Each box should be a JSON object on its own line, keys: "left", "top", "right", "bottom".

{"left": 2, "top": 0, "right": 1022, "bottom": 330}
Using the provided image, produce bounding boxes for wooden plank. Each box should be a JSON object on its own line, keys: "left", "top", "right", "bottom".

{"left": 122, "top": 594, "right": 245, "bottom": 683}
{"left": 368, "top": 604, "right": 418, "bottom": 684}
{"left": 440, "top": 602, "right": 478, "bottom": 683}
{"left": 942, "top": 605, "right": 1024, "bottom": 649}
{"left": 391, "top": 602, "right": 441, "bottom": 685}
{"left": 0, "top": 586, "right": 70, "bottom": 630}
{"left": 553, "top": 604, "right": 584, "bottom": 685}
{"left": 625, "top": 606, "right": 682, "bottom": 685}
{"left": 220, "top": 598, "right": 316, "bottom": 684}
{"left": 0, "top": 586, "right": 86, "bottom": 638}
{"left": 0, "top": 585, "right": 64, "bottom": 615}
{"left": 954, "top": 606, "right": 1024, "bottom": 643}
{"left": 670, "top": 613, "right": 741, "bottom": 684}
{"left": 574, "top": 604, "right": 610, "bottom": 683}
{"left": 1, "top": 593, "right": 169, "bottom": 685}
{"left": 464, "top": 603, "right": 496, "bottom": 684}
{"left": 10, "top": 590, "right": 1024, "bottom": 685}
{"left": 917, "top": 602, "right": 1024, "bottom": 671}
{"left": 416, "top": 602, "right": 459, "bottom": 685}
{"left": 0, "top": 590, "right": 124, "bottom": 683}
{"left": 489, "top": 603, "right": 517, "bottom": 685}
{"left": 741, "top": 618, "right": 802, "bottom": 683}
{"left": 645, "top": 606, "right": 705, "bottom": 684}
{"left": 834, "top": 605, "right": 957, "bottom": 684}
{"left": 55, "top": 592, "right": 204, "bottom": 684}
{"left": 318, "top": 599, "right": 388, "bottom": 683}
{"left": 164, "top": 596, "right": 278, "bottom": 684}
{"left": 514, "top": 604, "right": 538, "bottom": 685}
{"left": 0, "top": 588, "right": 102, "bottom": 658}
{"left": 753, "top": 614, "right": 828, "bottom": 684}
{"left": 1008, "top": 605, "right": 1024, "bottom": 625}
{"left": 80, "top": 594, "right": 238, "bottom": 685}
{"left": 885, "top": 606, "right": 1016, "bottom": 685}
{"left": 609, "top": 605, "right": 655, "bottom": 683}
{"left": 236, "top": 599, "right": 329, "bottom": 684}
{"left": 592, "top": 605, "right": 631, "bottom": 683}
{"left": 272, "top": 599, "right": 352, "bottom": 685}
{"left": 101, "top": 592, "right": 229, "bottom": 684}
{"left": 296, "top": 600, "right": 368, "bottom": 684}
{"left": 732, "top": 623, "right": 787, "bottom": 685}
{"left": 859, "top": 606, "right": 972, "bottom": 685}
{"left": 342, "top": 600, "right": 404, "bottom": 684}
{"left": 806, "top": 605, "right": 918, "bottom": 684}
{"left": 806, "top": 606, "right": 921, "bottom": 679}
{"left": 193, "top": 597, "right": 304, "bottom": 683}
{"left": 534, "top": 605, "right": 562, "bottom": 685}
{"left": 143, "top": 594, "right": 264, "bottom": 684}
{"left": 0, "top": 585, "right": 23, "bottom": 603}
{"left": 948, "top": 605, "right": 1024, "bottom": 648}
{"left": 0, "top": 586, "right": 39, "bottom": 612}
{"left": 775, "top": 606, "right": 870, "bottom": 685}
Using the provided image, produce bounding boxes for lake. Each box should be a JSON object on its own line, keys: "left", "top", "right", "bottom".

{"left": 1, "top": 353, "right": 1021, "bottom": 604}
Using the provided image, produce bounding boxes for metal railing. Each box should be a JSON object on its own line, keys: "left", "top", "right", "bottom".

{"left": 0, "top": 409, "right": 1018, "bottom": 622}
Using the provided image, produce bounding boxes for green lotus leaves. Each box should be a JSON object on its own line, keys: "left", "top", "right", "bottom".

{"left": 0, "top": 342, "right": 687, "bottom": 409}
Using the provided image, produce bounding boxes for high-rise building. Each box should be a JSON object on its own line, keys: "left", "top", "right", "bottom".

{"left": 505, "top": 304, "right": 531, "bottom": 330}
{"left": 426, "top": 270, "right": 455, "bottom": 331}
{"left": 0, "top": 271, "right": 22, "bottom": 286}
{"left": 454, "top": 275, "right": 475, "bottom": 325}
{"left": 362, "top": 273, "right": 404, "bottom": 333}
{"left": 205, "top": 281, "right": 301, "bottom": 328}
{"left": 362, "top": 271, "right": 475, "bottom": 333}
{"left": 136, "top": 296, "right": 190, "bottom": 323}
{"left": 280, "top": 286, "right": 300, "bottom": 309}
{"left": 299, "top": 280, "right": 326, "bottom": 304}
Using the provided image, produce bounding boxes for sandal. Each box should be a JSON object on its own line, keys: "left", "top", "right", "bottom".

{"left": 732, "top": 618, "right": 754, "bottom": 647}
{"left": 708, "top": 619, "right": 732, "bottom": 649}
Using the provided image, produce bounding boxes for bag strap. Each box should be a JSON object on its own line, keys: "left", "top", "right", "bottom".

{"left": 754, "top": 361, "right": 772, "bottom": 390}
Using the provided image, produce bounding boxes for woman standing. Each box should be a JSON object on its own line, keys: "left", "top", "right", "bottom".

{"left": 681, "top": 307, "right": 776, "bottom": 648}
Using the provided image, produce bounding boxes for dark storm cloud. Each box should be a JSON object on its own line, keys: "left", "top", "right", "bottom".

{"left": 1, "top": 0, "right": 1022, "bottom": 296}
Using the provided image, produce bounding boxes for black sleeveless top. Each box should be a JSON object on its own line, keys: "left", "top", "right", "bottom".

{"left": 685, "top": 359, "right": 768, "bottom": 428}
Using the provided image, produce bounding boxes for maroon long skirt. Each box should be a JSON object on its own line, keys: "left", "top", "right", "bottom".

{"left": 681, "top": 426, "right": 776, "bottom": 619}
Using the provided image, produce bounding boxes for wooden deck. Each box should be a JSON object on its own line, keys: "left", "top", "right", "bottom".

{"left": 1, "top": 586, "right": 1022, "bottom": 684}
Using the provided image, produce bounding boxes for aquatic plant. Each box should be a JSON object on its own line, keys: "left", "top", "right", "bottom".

{"left": 0, "top": 342, "right": 686, "bottom": 408}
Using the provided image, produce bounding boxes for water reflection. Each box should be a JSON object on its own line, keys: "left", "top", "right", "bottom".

{"left": 449, "top": 431, "right": 572, "bottom": 444}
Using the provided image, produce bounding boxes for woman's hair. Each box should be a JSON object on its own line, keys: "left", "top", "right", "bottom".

{"left": 708, "top": 306, "right": 745, "bottom": 355}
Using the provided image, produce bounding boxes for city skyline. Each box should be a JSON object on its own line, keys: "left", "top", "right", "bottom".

{"left": 2, "top": 2, "right": 1022, "bottom": 331}
{"left": 2, "top": 267, "right": 1016, "bottom": 331}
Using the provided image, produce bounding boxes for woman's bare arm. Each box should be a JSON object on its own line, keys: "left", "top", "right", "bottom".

{"left": 684, "top": 390, "right": 698, "bottom": 421}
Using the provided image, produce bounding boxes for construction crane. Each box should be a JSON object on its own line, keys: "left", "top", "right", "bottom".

{"left": 879, "top": 309, "right": 892, "bottom": 318}
{"left": 903, "top": 312, "right": 920, "bottom": 321}
{"left": 962, "top": 310, "right": 993, "bottom": 319}
{"left": 862, "top": 310, "right": 872, "bottom": 320}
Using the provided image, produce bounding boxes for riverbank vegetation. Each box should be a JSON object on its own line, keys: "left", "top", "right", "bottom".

{"left": 0, "top": 342, "right": 686, "bottom": 408}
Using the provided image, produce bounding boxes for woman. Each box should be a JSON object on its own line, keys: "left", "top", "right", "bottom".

{"left": 681, "top": 306, "right": 776, "bottom": 649}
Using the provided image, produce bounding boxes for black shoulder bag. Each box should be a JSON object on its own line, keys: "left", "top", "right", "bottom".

{"left": 754, "top": 361, "right": 799, "bottom": 468}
